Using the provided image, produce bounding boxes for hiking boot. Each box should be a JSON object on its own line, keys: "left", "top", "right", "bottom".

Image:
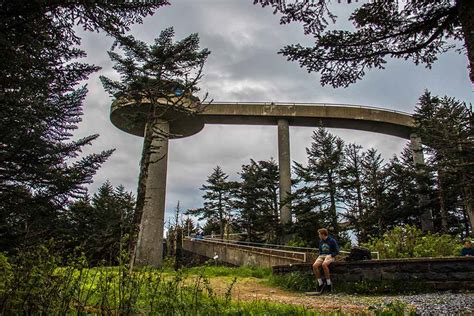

{"left": 325, "top": 284, "right": 332, "bottom": 293}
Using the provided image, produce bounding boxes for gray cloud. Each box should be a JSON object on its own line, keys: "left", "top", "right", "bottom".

{"left": 73, "top": 0, "right": 473, "bottom": 224}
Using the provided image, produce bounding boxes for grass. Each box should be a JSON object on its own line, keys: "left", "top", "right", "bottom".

{"left": 0, "top": 249, "right": 325, "bottom": 315}
{"left": 183, "top": 265, "right": 272, "bottom": 279}
{"left": 0, "top": 248, "right": 415, "bottom": 315}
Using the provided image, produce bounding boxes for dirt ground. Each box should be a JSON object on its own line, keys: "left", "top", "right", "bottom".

{"left": 206, "top": 277, "right": 380, "bottom": 314}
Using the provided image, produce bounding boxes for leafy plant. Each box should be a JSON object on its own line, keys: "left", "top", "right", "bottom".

{"left": 362, "top": 225, "right": 462, "bottom": 259}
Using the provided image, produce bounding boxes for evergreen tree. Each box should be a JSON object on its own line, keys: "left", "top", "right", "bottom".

{"left": 67, "top": 181, "right": 135, "bottom": 264}
{"left": 255, "top": 0, "right": 474, "bottom": 87}
{"left": 254, "top": 159, "right": 281, "bottom": 242}
{"left": 292, "top": 128, "right": 345, "bottom": 238}
{"left": 101, "top": 28, "right": 210, "bottom": 262}
{"left": 186, "top": 166, "right": 233, "bottom": 240}
{"left": 183, "top": 217, "right": 197, "bottom": 237}
{"left": 384, "top": 147, "right": 421, "bottom": 229}
{"left": 0, "top": 1, "right": 160, "bottom": 252}
{"left": 413, "top": 91, "right": 473, "bottom": 235}
{"left": 232, "top": 159, "right": 280, "bottom": 243}
{"left": 340, "top": 143, "right": 366, "bottom": 242}
{"left": 360, "top": 148, "right": 388, "bottom": 238}
{"left": 201, "top": 219, "right": 220, "bottom": 237}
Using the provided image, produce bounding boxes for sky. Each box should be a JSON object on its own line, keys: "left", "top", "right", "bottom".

{"left": 74, "top": 0, "right": 473, "bottom": 226}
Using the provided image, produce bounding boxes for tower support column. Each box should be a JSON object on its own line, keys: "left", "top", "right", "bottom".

{"left": 278, "top": 119, "right": 292, "bottom": 225}
{"left": 135, "top": 117, "right": 169, "bottom": 267}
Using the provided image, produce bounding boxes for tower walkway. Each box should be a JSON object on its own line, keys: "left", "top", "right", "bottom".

{"left": 182, "top": 237, "right": 313, "bottom": 268}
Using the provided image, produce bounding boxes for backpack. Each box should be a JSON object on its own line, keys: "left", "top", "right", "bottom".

{"left": 346, "top": 246, "right": 372, "bottom": 261}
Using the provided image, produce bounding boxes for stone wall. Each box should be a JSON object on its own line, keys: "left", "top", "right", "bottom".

{"left": 273, "top": 257, "right": 474, "bottom": 291}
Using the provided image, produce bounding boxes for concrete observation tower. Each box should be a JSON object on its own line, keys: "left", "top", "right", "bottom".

{"left": 111, "top": 92, "right": 428, "bottom": 267}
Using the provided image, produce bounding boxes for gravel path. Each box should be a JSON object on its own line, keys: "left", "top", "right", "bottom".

{"left": 386, "top": 293, "right": 474, "bottom": 315}
{"left": 206, "top": 276, "right": 474, "bottom": 315}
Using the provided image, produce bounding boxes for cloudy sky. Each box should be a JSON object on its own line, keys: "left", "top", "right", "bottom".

{"left": 75, "top": 0, "right": 473, "bottom": 225}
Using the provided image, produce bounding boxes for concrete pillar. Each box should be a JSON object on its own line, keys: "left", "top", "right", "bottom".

{"left": 278, "top": 119, "right": 292, "bottom": 224}
{"left": 410, "top": 133, "right": 434, "bottom": 232}
{"left": 135, "top": 118, "right": 169, "bottom": 267}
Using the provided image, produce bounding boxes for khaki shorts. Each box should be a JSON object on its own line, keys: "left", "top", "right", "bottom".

{"left": 315, "top": 255, "right": 335, "bottom": 265}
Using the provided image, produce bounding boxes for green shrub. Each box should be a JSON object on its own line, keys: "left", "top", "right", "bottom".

{"left": 362, "top": 225, "right": 462, "bottom": 259}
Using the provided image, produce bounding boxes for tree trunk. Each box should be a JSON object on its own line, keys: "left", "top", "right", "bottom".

{"left": 410, "top": 134, "right": 435, "bottom": 232}
{"left": 129, "top": 111, "right": 154, "bottom": 269}
{"left": 327, "top": 173, "right": 339, "bottom": 236}
{"left": 461, "top": 205, "right": 471, "bottom": 238}
{"left": 456, "top": 127, "right": 473, "bottom": 233}
{"left": 218, "top": 194, "right": 224, "bottom": 240}
{"left": 437, "top": 171, "right": 448, "bottom": 233}
{"left": 457, "top": 0, "right": 474, "bottom": 83}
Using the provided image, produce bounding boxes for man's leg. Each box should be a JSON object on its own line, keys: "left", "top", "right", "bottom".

{"left": 321, "top": 256, "right": 334, "bottom": 292}
{"left": 312, "top": 258, "right": 324, "bottom": 291}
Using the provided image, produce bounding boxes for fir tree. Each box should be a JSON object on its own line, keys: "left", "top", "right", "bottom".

{"left": 67, "top": 181, "right": 135, "bottom": 264}
{"left": 186, "top": 166, "right": 233, "bottom": 240}
{"left": 361, "top": 148, "right": 388, "bottom": 238}
{"left": 292, "top": 127, "right": 345, "bottom": 238}
{"left": 340, "top": 143, "right": 366, "bottom": 243}
{"left": 384, "top": 147, "right": 421, "bottom": 230}
{"left": 413, "top": 91, "right": 473, "bottom": 235}
{"left": 101, "top": 27, "right": 210, "bottom": 262}
{"left": 232, "top": 159, "right": 280, "bottom": 243}
{"left": 255, "top": 0, "right": 474, "bottom": 86}
{"left": 0, "top": 1, "right": 160, "bottom": 252}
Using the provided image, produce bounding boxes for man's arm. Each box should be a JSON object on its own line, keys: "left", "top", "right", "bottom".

{"left": 330, "top": 239, "right": 340, "bottom": 256}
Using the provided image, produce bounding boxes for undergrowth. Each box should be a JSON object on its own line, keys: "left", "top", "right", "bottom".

{"left": 0, "top": 247, "right": 320, "bottom": 315}
{"left": 0, "top": 246, "right": 417, "bottom": 315}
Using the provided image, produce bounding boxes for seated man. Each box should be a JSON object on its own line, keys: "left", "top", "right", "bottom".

{"left": 461, "top": 240, "right": 474, "bottom": 256}
{"left": 312, "top": 228, "right": 340, "bottom": 293}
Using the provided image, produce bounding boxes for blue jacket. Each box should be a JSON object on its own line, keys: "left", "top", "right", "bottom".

{"left": 319, "top": 236, "right": 339, "bottom": 256}
{"left": 461, "top": 247, "right": 474, "bottom": 256}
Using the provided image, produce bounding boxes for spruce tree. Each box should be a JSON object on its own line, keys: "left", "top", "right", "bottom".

{"left": 232, "top": 159, "right": 280, "bottom": 243}
{"left": 361, "top": 148, "right": 388, "bottom": 238}
{"left": 413, "top": 91, "right": 473, "bottom": 235}
{"left": 255, "top": 0, "right": 474, "bottom": 86}
{"left": 0, "top": 1, "right": 161, "bottom": 252}
{"left": 100, "top": 28, "right": 210, "bottom": 262}
{"left": 384, "top": 147, "right": 421, "bottom": 229}
{"left": 186, "top": 166, "right": 233, "bottom": 240}
{"left": 67, "top": 182, "right": 135, "bottom": 263}
{"left": 340, "top": 143, "right": 366, "bottom": 243}
{"left": 292, "top": 127, "right": 345, "bottom": 238}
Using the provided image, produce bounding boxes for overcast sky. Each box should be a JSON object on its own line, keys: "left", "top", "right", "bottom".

{"left": 75, "top": 0, "right": 473, "bottom": 225}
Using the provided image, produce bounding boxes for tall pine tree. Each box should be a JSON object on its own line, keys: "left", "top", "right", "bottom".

{"left": 293, "top": 127, "right": 345, "bottom": 238}
{"left": 233, "top": 159, "right": 280, "bottom": 243}
{"left": 361, "top": 148, "right": 388, "bottom": 238}
{"left": 414, "top": 91, "right": 473, "bottom": 235}
{"left": 0, "top": 1, "right": 162, "bottom": 252}
{"left": 186, "top": 166, "right": 233, "bottom": 240}
{"left": 100, "top": 28, "right": 210, "bottom": 263}
{"left": 67, "top": 181, "right": 135, "bottom": 264}
{"left": 340, "top": 144, "right": 366, "bottom": 243}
